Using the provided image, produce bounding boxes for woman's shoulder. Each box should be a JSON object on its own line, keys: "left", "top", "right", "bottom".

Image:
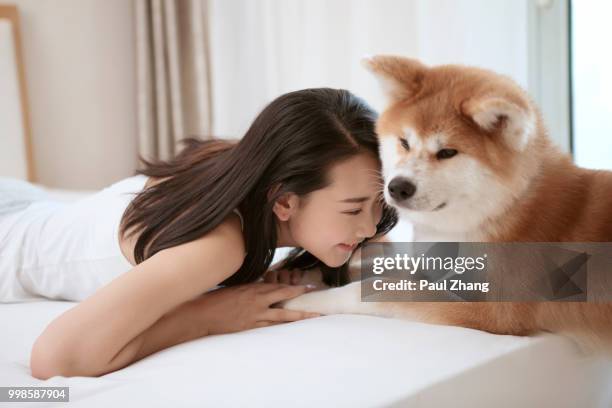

{"left": 166, "top": 207, "right": 246, "bottom": 261}
{"left": 155, "top": 210, "right": 246, "bottom": 279}
{"left": 121, "top": 175, "right": 246, "bottom": 266}
{"left": 206, "top": 210, "right": 247, "bottom": 259}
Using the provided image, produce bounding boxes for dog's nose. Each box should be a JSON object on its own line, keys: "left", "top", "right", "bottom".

{"left": 388, "top": 177, "right": 417, "bottom": 201}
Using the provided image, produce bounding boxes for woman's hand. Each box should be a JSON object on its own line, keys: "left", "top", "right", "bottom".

{"left": 263, "top": 267, "right": 329, "bottom": 290}
{"left": 191, "top": 282, "right": 321, "bottom": 335}
{"left": 263, "top": 268, "right": 304, "bottom": 285}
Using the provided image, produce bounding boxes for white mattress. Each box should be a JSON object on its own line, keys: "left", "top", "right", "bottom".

{"left": 1, "top": 300, "right": 611, "bottom": 407}
{"left": 3, "top": 186, "right": 611, "bottom": 406}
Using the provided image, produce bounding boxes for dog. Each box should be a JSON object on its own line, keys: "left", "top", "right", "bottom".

{"left": 281, "top": 55, "right": 612, "bottom": 353}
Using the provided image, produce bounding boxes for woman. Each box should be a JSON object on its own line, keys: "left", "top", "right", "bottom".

{"left": 0, "top": 88, "right": 397, "bottom": 378}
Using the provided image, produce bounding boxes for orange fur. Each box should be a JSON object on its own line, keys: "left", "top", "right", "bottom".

{"left": 364, "top": 55, "right": 612, "bottom": 353}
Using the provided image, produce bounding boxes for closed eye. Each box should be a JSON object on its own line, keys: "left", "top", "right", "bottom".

{"left": 343, "top": 209, "right": 362, "bottom": 215}
{"left": 436, "top": 148, "right": 458, "bottom": 160}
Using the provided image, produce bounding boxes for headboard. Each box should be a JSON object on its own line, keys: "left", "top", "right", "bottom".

{"left": 0, "top": 4, "right": 35, "bottom": 182}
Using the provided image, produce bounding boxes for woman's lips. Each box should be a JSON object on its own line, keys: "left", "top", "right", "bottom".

{"left": 337, "top": 243, "right": 357, "bottom": 252}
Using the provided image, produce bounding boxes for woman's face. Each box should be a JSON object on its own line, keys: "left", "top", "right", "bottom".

{"left": 278, "top": 153, "right": 385, "bottom": 268}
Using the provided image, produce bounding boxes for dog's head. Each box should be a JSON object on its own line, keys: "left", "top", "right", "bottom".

{"left": 363, "top": 55, "right": 541, "bottom": 234}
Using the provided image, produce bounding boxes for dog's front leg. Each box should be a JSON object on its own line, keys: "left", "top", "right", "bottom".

{"left": 280, "top": 281, "right": 425, "bottom": 321}
{"left": 280, "top": 282, "right": 372, "bottom": 315}
{"left": 281, "top": 281, "right": 533, "bottom": 330}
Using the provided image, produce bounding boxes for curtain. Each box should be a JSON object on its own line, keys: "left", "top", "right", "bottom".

{"left": 207, "top": 0, "right": 528, "bottom": 140}
{"left": 134, "top": 0, "right": 213, "bottom": 161}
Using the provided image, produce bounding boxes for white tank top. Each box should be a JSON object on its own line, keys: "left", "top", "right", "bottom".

{"left": 0, "top": 175, "right": 244, "bottom": 303}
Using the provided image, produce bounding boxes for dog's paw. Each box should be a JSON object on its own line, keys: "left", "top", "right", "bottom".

{"left": 281, "top": 281, "right": 364, "bottom": 315}
{"left": 295, "top": 267, "right": 329, "bottom": 289}
{"left": 280, "top": 290, "right": 333, "bottom": 315}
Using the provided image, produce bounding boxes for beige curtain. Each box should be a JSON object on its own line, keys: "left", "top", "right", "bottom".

{"left": 135, "top": 0, "right": 213, "bottom": 161}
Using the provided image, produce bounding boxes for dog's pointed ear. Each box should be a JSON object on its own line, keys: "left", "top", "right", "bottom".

{"left": 461, "top": 96, "right": 535, "bottom": 151}
{"left": 361, "top": 55, "right": 427, "bottom": 103}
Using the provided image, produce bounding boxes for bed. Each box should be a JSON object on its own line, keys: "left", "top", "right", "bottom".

{"left": 2, "top": 190, "right": 612, "bottom": 407}
{"left": 1, "top": 299, "right": 611, "bottom": 407}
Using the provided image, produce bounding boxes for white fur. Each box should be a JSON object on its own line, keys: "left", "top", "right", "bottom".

{"left": 282, "top": 282, "right": 365, "bottom": 315}
{"left": 470, "top": 98, "right": 535, "bottom": 152}
{"left": 281, "top": 281, "right": 423, "bottom": 320}
{"left": 379, "top": 129, "right": 528, "bottom": 241}
{"left": 282, "top": 59, "right": 542, "bottom": 323}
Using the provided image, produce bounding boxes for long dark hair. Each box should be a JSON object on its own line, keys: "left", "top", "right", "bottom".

{"left": 120, "top": 88, "right": 397, "bottom": 286}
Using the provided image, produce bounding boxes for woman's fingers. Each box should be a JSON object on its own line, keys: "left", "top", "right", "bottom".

{"left": 263, "top": 268, "right": 302, "bottom": 285}
{"left": 278, "top": 269, "right": 291, "bottom": 284}
{"left": 263, "top": 270, "right": 278, "bottom": 283}
{"left": 253, "top": 320, "right": 284, "bottom": 329}
{"left": 254, "top": 282, "right": 316, "bottom": 295}
{"left": 247, "top": 282, "right": 291, "bottom": 293}
{"left": 260, "top": 308, "right": 321, "bottom": 322}
{"left": 252, "top": 282, "right": 293, "bottom": 294}
{"left": 277, "top": 268, "right": 302, "bottom": 284}
{"left": 290, "top": 269, "right": 302, "bottom": 285}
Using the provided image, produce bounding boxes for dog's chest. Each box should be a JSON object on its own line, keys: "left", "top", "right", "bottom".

{"left": 412, "top": 224, "right": 481, "bottom": 242}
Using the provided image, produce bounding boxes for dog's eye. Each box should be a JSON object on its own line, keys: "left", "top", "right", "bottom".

{"left": 436, "top": 148, "right": 458, "bottom": 160}
{"left": 400, "top": 138, "right": 410, "bottom": 151}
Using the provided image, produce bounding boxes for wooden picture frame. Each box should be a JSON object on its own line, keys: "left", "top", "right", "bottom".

{"left": 0, "top": 4, "right": 35, "bottom": 182}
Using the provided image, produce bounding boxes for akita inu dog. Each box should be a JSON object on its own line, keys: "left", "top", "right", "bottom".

{"left": 281, "top": 55, "right": 612, "bottom": 352}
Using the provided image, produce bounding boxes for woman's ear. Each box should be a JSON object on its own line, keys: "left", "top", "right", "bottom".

{"left": 272, "top": 193, "right": 299, "bottom": 221}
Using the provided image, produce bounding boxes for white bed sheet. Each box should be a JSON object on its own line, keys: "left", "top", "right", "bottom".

{"left": 1, "top": 300, "right": 611, "bottom": 407}
{"left": 3, "top": 187, "right": 611, "bottom": 406}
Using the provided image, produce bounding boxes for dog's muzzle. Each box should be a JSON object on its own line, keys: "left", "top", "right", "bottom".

{"left": 387, "top": 177, "right": 416, "bottom": 202}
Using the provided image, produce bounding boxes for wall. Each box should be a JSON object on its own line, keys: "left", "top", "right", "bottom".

{"left": 8, "top": 0, "right": 137, "bottom": 189}
{"left": 5, "top": 0, "right": 531, "bottom": 188}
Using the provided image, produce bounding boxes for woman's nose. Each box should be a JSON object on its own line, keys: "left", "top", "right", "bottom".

{"left": 357, "top": 217, "right": 377, "bottom": 239}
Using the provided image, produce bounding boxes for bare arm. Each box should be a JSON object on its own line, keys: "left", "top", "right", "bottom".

{"left": 104, "top": 281, "right": 321, "bottom": 373}
{"left": 105, "top": 293, "right": 211, "bottom": 372}
{"left": 30, "top": 217, "right": 245, "bottom": 379}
